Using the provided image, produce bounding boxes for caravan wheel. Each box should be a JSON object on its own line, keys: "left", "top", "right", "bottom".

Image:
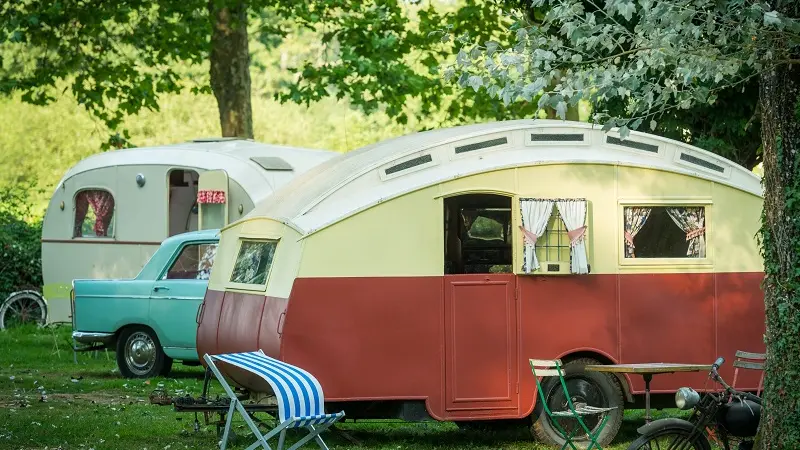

{"left": 0, "top": 291, "right": 47, "bottom": 329}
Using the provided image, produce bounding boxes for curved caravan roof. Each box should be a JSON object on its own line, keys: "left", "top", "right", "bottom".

{"left": 55, "top": 138, "right": 337, "bottom": 202}
{"left": 245, "top": 119, "right": 763, "bottom": 235}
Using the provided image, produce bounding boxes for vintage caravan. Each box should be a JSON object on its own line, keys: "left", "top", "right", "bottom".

{"left": 26, "top": 138, "right": 336, "bottom": 327}
{"left": 195, "top": 120, "right": 764, "bottom": 446}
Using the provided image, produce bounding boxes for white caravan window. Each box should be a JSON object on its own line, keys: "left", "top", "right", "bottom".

{"left": 73, "top": 189, "right": 115, "bottom": 238}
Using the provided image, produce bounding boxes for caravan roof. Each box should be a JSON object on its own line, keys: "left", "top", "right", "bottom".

{"left": 55, "top": 139, "right": 337, "bottom": 202}
{"left": 245, "top": 119, "right": 762, "bottom": 235}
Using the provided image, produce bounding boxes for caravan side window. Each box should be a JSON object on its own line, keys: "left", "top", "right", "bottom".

{"left": 519, "top": 198, "right": 589, "bottom": 274}
{"left": 73, "top": 189, "right": 115, "bottom": 238}
{"left": 622, "top": 206, "right": 706, "bottom": 259}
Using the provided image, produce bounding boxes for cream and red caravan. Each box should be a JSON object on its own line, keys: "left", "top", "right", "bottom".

{"left": 196, "top": 120, "right": 764, "bottom": 444}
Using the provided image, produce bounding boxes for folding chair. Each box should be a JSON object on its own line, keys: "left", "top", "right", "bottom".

{"left": 204, "top": 350, "right": 345, "bottom": 450}
{"left": 530, "top": 359, "right": 617, "bottom": 450}
{"left": 731, "top": 350, "right": 765, "bottom": 397}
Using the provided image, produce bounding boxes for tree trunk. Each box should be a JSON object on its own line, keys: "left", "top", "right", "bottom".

{"left": 755, "top": 18, "right": 800, "bottom": 448}
{"left": 208, "top": 0, "right": 253, "bottom": 139}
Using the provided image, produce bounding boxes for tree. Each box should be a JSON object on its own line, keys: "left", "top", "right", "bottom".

{"left": 278, "top": 0, "right": 762, "bottom": 169}
{"left": 0, "top": 0, "right": 281, "bottom": 145}
{"left": 446, "top": 0, "right": 800, "bottom": 447}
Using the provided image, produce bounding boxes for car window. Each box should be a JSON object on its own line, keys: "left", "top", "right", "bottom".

{"left": 163, "top": 243, "right": 218, "bottom": 280}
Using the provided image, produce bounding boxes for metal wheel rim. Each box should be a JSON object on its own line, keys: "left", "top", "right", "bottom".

{"left": 0, "top": 294, "right": 46, "bottom": 329}
{"left": 124, "top": 331, "right": 156, "bottom": 376}
{"left": 631, "top": 431, "right": 707, "bottom": 450}
{"left": 545, "top": 375, "right": 608, "bottom": 441}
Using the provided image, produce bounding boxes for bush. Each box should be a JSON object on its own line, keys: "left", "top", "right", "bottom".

{"left": 0, "top": 181, "right": 43, "bottom": 299}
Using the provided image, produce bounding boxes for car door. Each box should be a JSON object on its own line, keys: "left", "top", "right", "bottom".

{"left": 148, "top": 241, "right": 218, "bottom": 351}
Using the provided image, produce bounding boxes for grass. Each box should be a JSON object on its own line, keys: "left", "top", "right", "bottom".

{"left": 0, "top": 326, "right": 682, "bottom": 450}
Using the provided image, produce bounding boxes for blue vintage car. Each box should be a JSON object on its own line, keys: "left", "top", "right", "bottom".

{"left": 71, "top": 229, "right": 219, "bottom": 378}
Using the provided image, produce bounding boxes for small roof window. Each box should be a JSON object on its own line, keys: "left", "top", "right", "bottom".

{"left": 250, "top": 156, "right": 294, "bottom": 171}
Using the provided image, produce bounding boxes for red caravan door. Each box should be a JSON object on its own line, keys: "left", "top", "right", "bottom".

{"left": 444, "top": 273, "right": 518, "bottom": 415}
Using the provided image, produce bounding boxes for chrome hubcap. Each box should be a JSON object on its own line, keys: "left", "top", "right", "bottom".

{"left": 125, "top": 332, "right": 156, "bottom": 375}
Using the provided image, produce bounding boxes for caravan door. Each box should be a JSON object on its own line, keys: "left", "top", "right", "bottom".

{"left": 198, "top": 170, "right": 229, "bottom": 230}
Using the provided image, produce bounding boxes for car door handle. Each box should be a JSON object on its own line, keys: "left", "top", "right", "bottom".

{"left": 153, "top": 286, "right": 170, "bottom": 292}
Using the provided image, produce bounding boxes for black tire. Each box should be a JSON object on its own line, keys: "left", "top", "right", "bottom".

{"left": 627, "top": 427, "right": 711, "bottom": 450}
{"left": 116, "top": 326, "right": 171, "bottom": 378}
{"left": 0, "top": 291, "right": 47, "bottom": 329}
{"left": 530, "top": 357, "right": 624, "bottom": 449}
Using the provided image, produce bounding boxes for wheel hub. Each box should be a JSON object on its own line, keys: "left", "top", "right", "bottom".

{"left": 125, "top": 332, "right": 156, "bottom": 374}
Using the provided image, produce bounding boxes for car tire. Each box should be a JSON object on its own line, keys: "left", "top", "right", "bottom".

{"left": 530, "top": 357, "right": 624, "bottom": 448}
{"left": 116, "top": 326, "right": 170, "bottom": 378}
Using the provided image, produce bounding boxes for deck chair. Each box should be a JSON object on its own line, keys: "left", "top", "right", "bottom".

{"left": 731, "top": 350, "right": 765, "bottom": 397}
{"left": 530, "top": 359, "right": 617, "bottom": 450}
{"left": 204, "top": 350, "right": 345, "bottom": 450}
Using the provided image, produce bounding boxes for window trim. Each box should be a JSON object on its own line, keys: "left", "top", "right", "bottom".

{"left": 617, "top": 198, "right": 713, "bottom": 268}
{"left": 514, "top": 196, "right": 591, "bottom": 276}
{"left": 226, "top": 237, "right": 280, "bottom": 292}
{"left": 158, "top": 240, "right": 219, "bottom": 281}
{"left": 72, "top": 186, "right": 117, "bottom": 240}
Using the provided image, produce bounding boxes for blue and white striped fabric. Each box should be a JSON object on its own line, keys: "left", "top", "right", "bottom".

{"left": 212, "top": 351, "right": 338, "bottom": 427}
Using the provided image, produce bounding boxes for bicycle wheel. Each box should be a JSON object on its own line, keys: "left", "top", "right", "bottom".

{"left": 627, "top": 427, "right": 711, "bottom": 450}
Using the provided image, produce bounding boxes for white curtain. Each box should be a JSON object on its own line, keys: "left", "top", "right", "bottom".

{"left": 667, "top": 207, "right": 706, "bottom": 258}
{"left": 519, "top": 199, "right": 554, "bottom": 273}
{"left": 556, "top": 199, "right": 590, "bottom": 274}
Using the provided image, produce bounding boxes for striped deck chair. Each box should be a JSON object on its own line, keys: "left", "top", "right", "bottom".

{"left": 204, "top": 350, "right": 345, "bottom": 450}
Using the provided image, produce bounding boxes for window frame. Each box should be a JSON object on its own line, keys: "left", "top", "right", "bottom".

{"left": 514, "top": 196, "right": 592, "bottom": 276}
{"left": 72, "top": 187, "right": 117, "bottom": 240}
{"left": 158, "top": 240, "right": 219, "bottom": 281}
{"left": 617, "top": 198, "right": 713, "bottom": 268}
{"left": 226, "top": 237, "right": 280, "bottom": 292}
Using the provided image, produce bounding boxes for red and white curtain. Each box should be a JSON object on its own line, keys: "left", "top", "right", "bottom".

{"left": 667, "top": 207, "right": 706, "bottom": 258}
{"left": 519, "top": 199, "right": 553, "bottom": 273}
{"left": 556, "top": 199, "right": 589, "bottom": 274}
{"left": 73, "top": 190, "right": 115, "bottom": 237}
{"left": 623, "top": 207, "right": 652, "bottom": 258}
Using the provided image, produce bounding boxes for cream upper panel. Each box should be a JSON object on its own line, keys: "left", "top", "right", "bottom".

{"left": 209, "top": 217, "right": 303, "bottom": 299}
{"left": 293, "top": 163, "right": 762, "bottom": 278}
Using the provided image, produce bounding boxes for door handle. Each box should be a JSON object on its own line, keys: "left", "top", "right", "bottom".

{"left": 153, "top": 286, "right": 170, "bottom": 292}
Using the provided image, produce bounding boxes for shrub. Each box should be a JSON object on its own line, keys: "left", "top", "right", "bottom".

{"left": 0, "top": 181, "right": 43, "bottom": 299}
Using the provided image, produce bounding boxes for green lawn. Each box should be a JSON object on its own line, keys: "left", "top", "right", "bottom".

{"left": 0, "top": 326, "right": 675, "bottom": 450}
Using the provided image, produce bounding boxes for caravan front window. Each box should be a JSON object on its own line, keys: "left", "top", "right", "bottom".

{"left": 230, "top": 240, "right": 277, "bottom": 286}
{"left": 73, "top": 189, "right": 115, "bottom": 238}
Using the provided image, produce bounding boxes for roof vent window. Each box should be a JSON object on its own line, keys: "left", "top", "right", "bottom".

{"left": 454, "top": 137, "right": 508, "bottom": 154}
{"left": 606, "top": 136, "right": 659, "bottom": 153}
{"left": 384, "top": 154, "right": 433, "bottom": 175}
{"left": 530, "top": 133, "right": 584, "bottom": 142}
{"left": 679, "top": 153, "right": 725, "bottom": 173}
{"left": 250, "top": 156, "right": 294, "bottom": 171}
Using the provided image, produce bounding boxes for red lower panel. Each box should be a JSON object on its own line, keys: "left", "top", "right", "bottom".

{"left": 197, "top": 272, "right": 764, "bottom": 421}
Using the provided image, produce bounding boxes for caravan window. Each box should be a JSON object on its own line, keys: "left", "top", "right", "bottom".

{"left": 623, "top": 206, "right": 706, "bottom": 258}
{"left": 519, "top": 198, "right": 590, "bottom": 274}
{"left": 230, "top": 240, "right": 278, "bottom": 286}
{"left": 73, "top": 189, "right": 115, "bottom": 238}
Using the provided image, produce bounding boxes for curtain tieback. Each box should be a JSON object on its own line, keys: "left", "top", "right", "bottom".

{"left": 567, "top": 226, "right": 587, "bottom": 247}
{"left": 686, "top": 227, "right": 706, "bottom": 241}
{"left": 624, "top": 231, "right": 636, "bottom": 248}
{"left": 519, "top": 226, "right": 539, "bottom": 245}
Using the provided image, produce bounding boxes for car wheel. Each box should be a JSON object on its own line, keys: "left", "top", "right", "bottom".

{"left": 116, "top": 326, "right": 169, "bottom": 378}
{"left": 530, "top": 357, "right": 624, "bottom": 449}
{"left": 0, "top": 291, "right": 47, "bottom": 329}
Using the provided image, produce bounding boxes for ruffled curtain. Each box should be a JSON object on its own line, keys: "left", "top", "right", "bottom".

{"left": 86, "top": 190, "right": 115, "bottom": 236}
{"left": 667, "top": 207, "right": 706, "bottom": 257}
{"left": 73, "top": 191, "right": 89, "bottom": 237}
{"left": 623, "top": 207, "right": 652, "bottom": 258}
{"left": 556, "top": 199, "right": 590, "bottom": 274}
{"left": 519, "top": 199, "right": 553, "bottom": 273}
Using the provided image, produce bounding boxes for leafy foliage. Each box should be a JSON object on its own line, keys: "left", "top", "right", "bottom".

{"left": 445, "top": 0, "right": 798, "bottom": 147}
{"left": 0, "top": 180, "right": 43, "bottom": 299}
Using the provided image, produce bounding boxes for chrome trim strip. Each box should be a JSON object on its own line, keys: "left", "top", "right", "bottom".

{"left": 72, "top": 331, "right": 114, "bottom": 344}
